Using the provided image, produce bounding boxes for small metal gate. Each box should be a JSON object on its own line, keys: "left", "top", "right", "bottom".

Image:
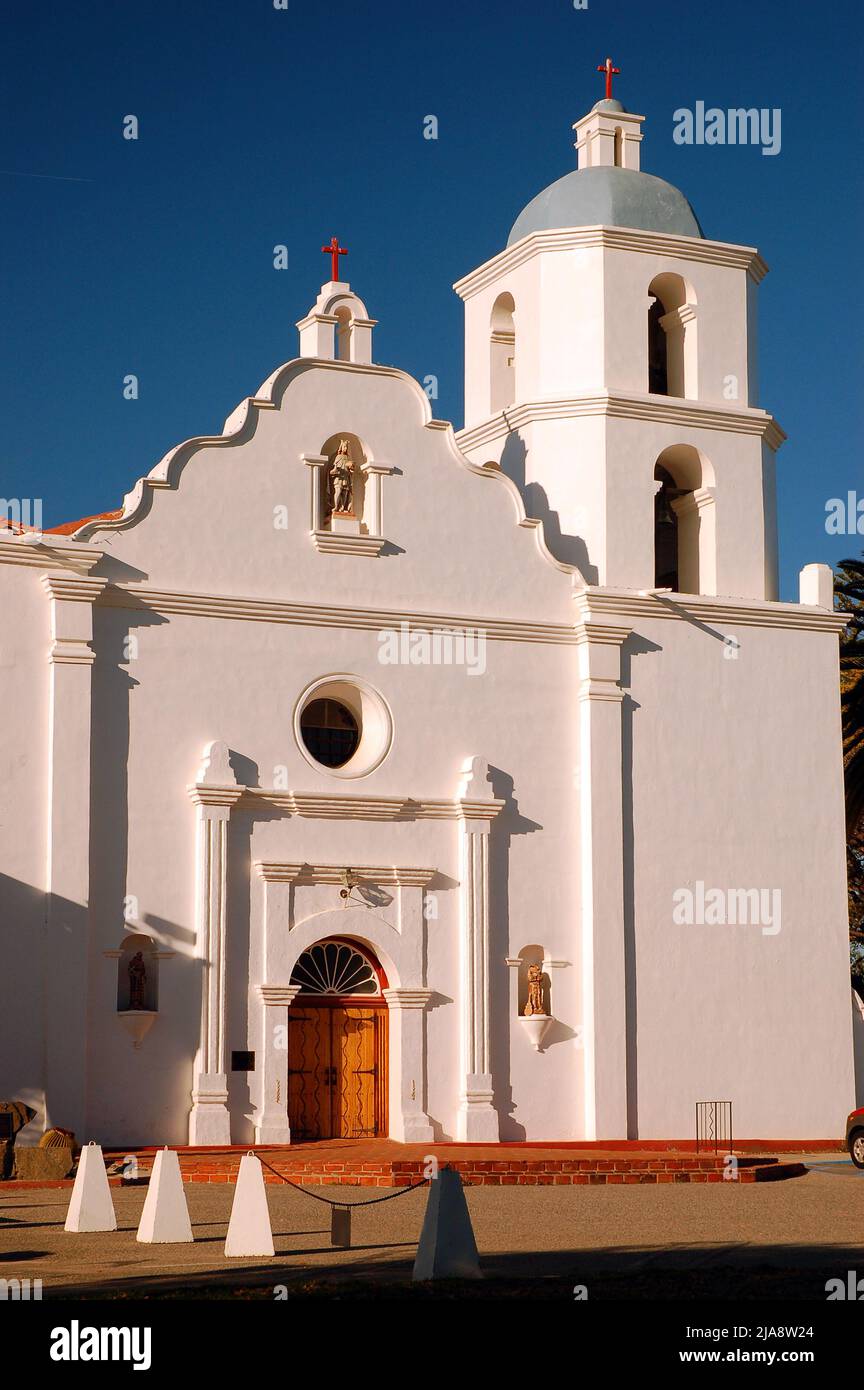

{"left": 695, "top": 1100, "right": 733, "bottom": 1153}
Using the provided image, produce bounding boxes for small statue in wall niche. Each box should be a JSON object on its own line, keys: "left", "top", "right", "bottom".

{"left": 524, "top": 962, "right": 546, "bottom": 1017}
{"left": 330, "top": 439, "right": 355, "bottom": 515}
{"left": 128, "top": 952, "right": 147, "bottom": 1011}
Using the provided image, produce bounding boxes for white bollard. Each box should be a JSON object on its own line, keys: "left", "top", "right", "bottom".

{"left": 136, "top": 1147, "right": 193, "bottom": 1244}
{"left": 224, "top": 1154, "right": 274, "bottom": 1258}
{"left": 413, "top": 1167, "right": 481, "bottom": 1280}
{"left": 64, "top": 1143, "right": 117, "bottom": 1233}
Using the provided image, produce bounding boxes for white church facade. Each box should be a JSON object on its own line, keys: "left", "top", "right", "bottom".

{"left": 0, "top": 89, "right": 854, "bottom": 1148}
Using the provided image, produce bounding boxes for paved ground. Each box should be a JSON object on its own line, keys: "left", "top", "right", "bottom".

{"left": 1, "top": 1155, "right": 861, "bottom": 1299}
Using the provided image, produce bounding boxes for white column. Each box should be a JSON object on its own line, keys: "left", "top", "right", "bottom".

{"left": 575, "top": 613, "right": 632, "bottom": 1140}
{"left": 296, "top": 311, "right": 337, "bottom": 359}
{"left": 256, "top": 984, "right": 301, "bottom": 1143}
{"left": 187, "top": 741, "right": 242, "bottom": 1145}
{"left": 659, "top": 302, "right": 697, "bottom": 399}
{"left": 671, "top": 486, "right": 716, "bottom": 596}
{"left": 302, "top": 454, "right": 328, "bottom": 532}
{"left": 360, "top": 463, "right": 392, "bottom": 537}
{"left": 455, "top": 755, "right": 503, "bottom": 1141}
{"left": 41, "top": 573, "right": 106, "bottom": 1137}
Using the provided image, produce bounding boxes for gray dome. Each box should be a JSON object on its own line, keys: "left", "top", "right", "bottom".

{"left": 507, "top": 165, "right": 704, "bottom": 246}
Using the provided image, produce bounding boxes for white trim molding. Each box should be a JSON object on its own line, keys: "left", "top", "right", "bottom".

{"left": 311, "top": 530, "right": 385, "bottom": 555}
{"left": 255, "top": 862, "right": 439, "bottom": 886}
{"left": 456, "top": 391, "right": 785, "bottom": 455}
{"left": 98, "top": 582, "right": 579, "bottom": 646}
{"left": 574, "top": 586, "right": 848, "bottom": 635}
{"left": 237, "top": 789, "right": 506, "bottom": 822}
{"left": 453, "top": 224, "right": 769, "bottom": 300}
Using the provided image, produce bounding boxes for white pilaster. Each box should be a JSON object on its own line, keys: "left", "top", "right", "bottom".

{"left": 455, "top": 755, "right": 504, "bottom": 1141}
{"left": 360, "top": 462, "right": 393, "bottom": 538}
{"left": 302, "top": 454, "right": 328, "bottom": 532}
{"left": 383, "top": 988, "right": 435, "bottom": 1141}
{"left": 255, "top": 984, "right": 301, "bottom": 1143}
{"left": 187, "top": 741, "right": 242, "bottom": 1145}
{"left": 42, "top": 573, "right": 106, "bottom": 1137}
{"left": 671, "top": 486, "right": 717, "bottom": 596}
{"left": 574, "top": 610, "right": 632, "bottom": 1140}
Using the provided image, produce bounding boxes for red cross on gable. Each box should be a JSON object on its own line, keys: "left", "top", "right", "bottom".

{"left": 322, "top": 236, "right": 348, "bottom": 281}
{"left": 596, "top": 56, "right": 621, "bottom": 101}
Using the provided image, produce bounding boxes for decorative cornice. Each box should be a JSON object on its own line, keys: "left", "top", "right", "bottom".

{"left": 382, "top": 987, "right": 435, "bottom": 1008}
{"left": 241, "top": 789, "right": 504, "bottom": 821}
{"left": 456, "top": 797, "right": 506, "bottom": 822}
{"left": 98, "top": 582, "right": 578, "bottom": 645}
{"left": 187, "top": 784, "right": 245, "bottom": 809}
{"left": 457, "top": 392, "right": 785, "bottom": 454}
{"left": 361, "top": 462, "right": 396, "bottom": 476}
{"left": 578, "top": 678, "right": 625, "bottom": 704}
{"left": 48, "top": 639, "right": 96, "bottom": 666}
{"left": 311, "top": 529, "right": 385, "bottom": 556}
{"left": 0, "top": 538, "right": 104, "bottom": 573}
{"left": 575, "top": 586, "right": 848, "bottom": 634}
{"left": 41, "top": 575, "right": 108, "bottom": 604}
{"left": 453, "top": 225, "right": 769, "bottom": 300}
{"left": 573, "top": 614, "right": 633, "bottom": 646}
{"left": 255, "top": 861, "right": 438, "bottom": 886}
{"left": 257, "top": 984, "right": 302, "bottom": 1007}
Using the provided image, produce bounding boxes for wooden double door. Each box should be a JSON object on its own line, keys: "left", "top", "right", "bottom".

{"left": 287, "top": 1002, "right": 387, "bottom": 1141}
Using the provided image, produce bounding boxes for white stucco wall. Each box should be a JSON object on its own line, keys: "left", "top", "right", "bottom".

{"left": 0, "top": 258, "right": 851, "bottom": 1147}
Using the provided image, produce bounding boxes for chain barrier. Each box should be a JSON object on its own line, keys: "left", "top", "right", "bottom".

{"left": 252, "top": 1150, "right": 431, "bottom": 1207}
{"left": 251, "top": 1150, "right": 435, "bottom": 1249}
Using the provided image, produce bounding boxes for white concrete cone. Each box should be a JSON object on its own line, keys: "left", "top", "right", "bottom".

{"left": 412, "top": 1167, "right": 481, "bottom": 1280}
{"left": 224, "top": 1154, "right": 274, "bottom": 1258}
{"left": 64, "top": 1142, "right": 117, "bottom": 1233}
{"left": 136, "top": 1147, "right": 193, "bottom": 1244}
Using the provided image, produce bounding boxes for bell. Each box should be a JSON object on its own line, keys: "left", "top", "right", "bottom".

{"left": 655, "top": 488, "right": 676, "bottom": 528}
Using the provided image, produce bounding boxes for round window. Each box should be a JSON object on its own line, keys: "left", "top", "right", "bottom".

{"left": 299, "top": 698, "right": 359, "bottom": 769}
{"left": 293, "top": 675, "right": 393, "bottom": 779}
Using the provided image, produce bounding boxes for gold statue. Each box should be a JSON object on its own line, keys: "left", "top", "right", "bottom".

{"left": 330, "top": 439, "right": 354, "bottom": 515}
{"left": 524, "top": 962, "right": 546, "bottom": 1017}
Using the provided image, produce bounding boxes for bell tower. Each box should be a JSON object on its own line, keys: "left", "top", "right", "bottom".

{"left": 454, "top": 69, "right": 782, "bottom": 601}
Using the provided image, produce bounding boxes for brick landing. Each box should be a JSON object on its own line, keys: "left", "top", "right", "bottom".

{"left": 88, "top": 1139, "right": 810, "bottom": 1188}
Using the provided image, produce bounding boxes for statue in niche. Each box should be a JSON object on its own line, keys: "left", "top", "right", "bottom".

{"left": 329, "top": 439, "right": 355, "bottom": 516}
{"left": 524, "top": 962, "right": 546, "bottom": 1017}
{"left": 128, "top": 952, "right": 147, "bottom": 1011}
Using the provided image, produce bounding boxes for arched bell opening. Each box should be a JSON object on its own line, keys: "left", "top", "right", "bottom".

{"left": 653, "top": 445, "right": 716, "bottom": 595}
{"left": 648, "top": 273, "right": 697, "bottom": 399}
{"left": 490, "top": 291, "right": 516, "bottom": 413}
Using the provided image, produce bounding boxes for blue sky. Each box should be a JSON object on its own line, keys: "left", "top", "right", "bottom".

{"left": 1, "top": 0, "right": 861, "bottom": 597}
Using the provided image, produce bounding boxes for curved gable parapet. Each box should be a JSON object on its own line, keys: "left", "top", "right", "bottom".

{"left": 74, "top": 358, "right": 436, "bottom": 542}
{"left": 425, "top": 419, "right": 582, "bottom": 582}
{"left": 69, "top": 355, "right": 579, "bottom": 590}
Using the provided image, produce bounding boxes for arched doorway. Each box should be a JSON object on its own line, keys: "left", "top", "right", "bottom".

{"left": 287, "top": 939, "right": 389, "bottom": 1141}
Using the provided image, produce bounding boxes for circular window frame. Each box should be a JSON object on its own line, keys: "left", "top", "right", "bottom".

{"left": 293, "top": 674, "right": 393, "bottom": 779}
